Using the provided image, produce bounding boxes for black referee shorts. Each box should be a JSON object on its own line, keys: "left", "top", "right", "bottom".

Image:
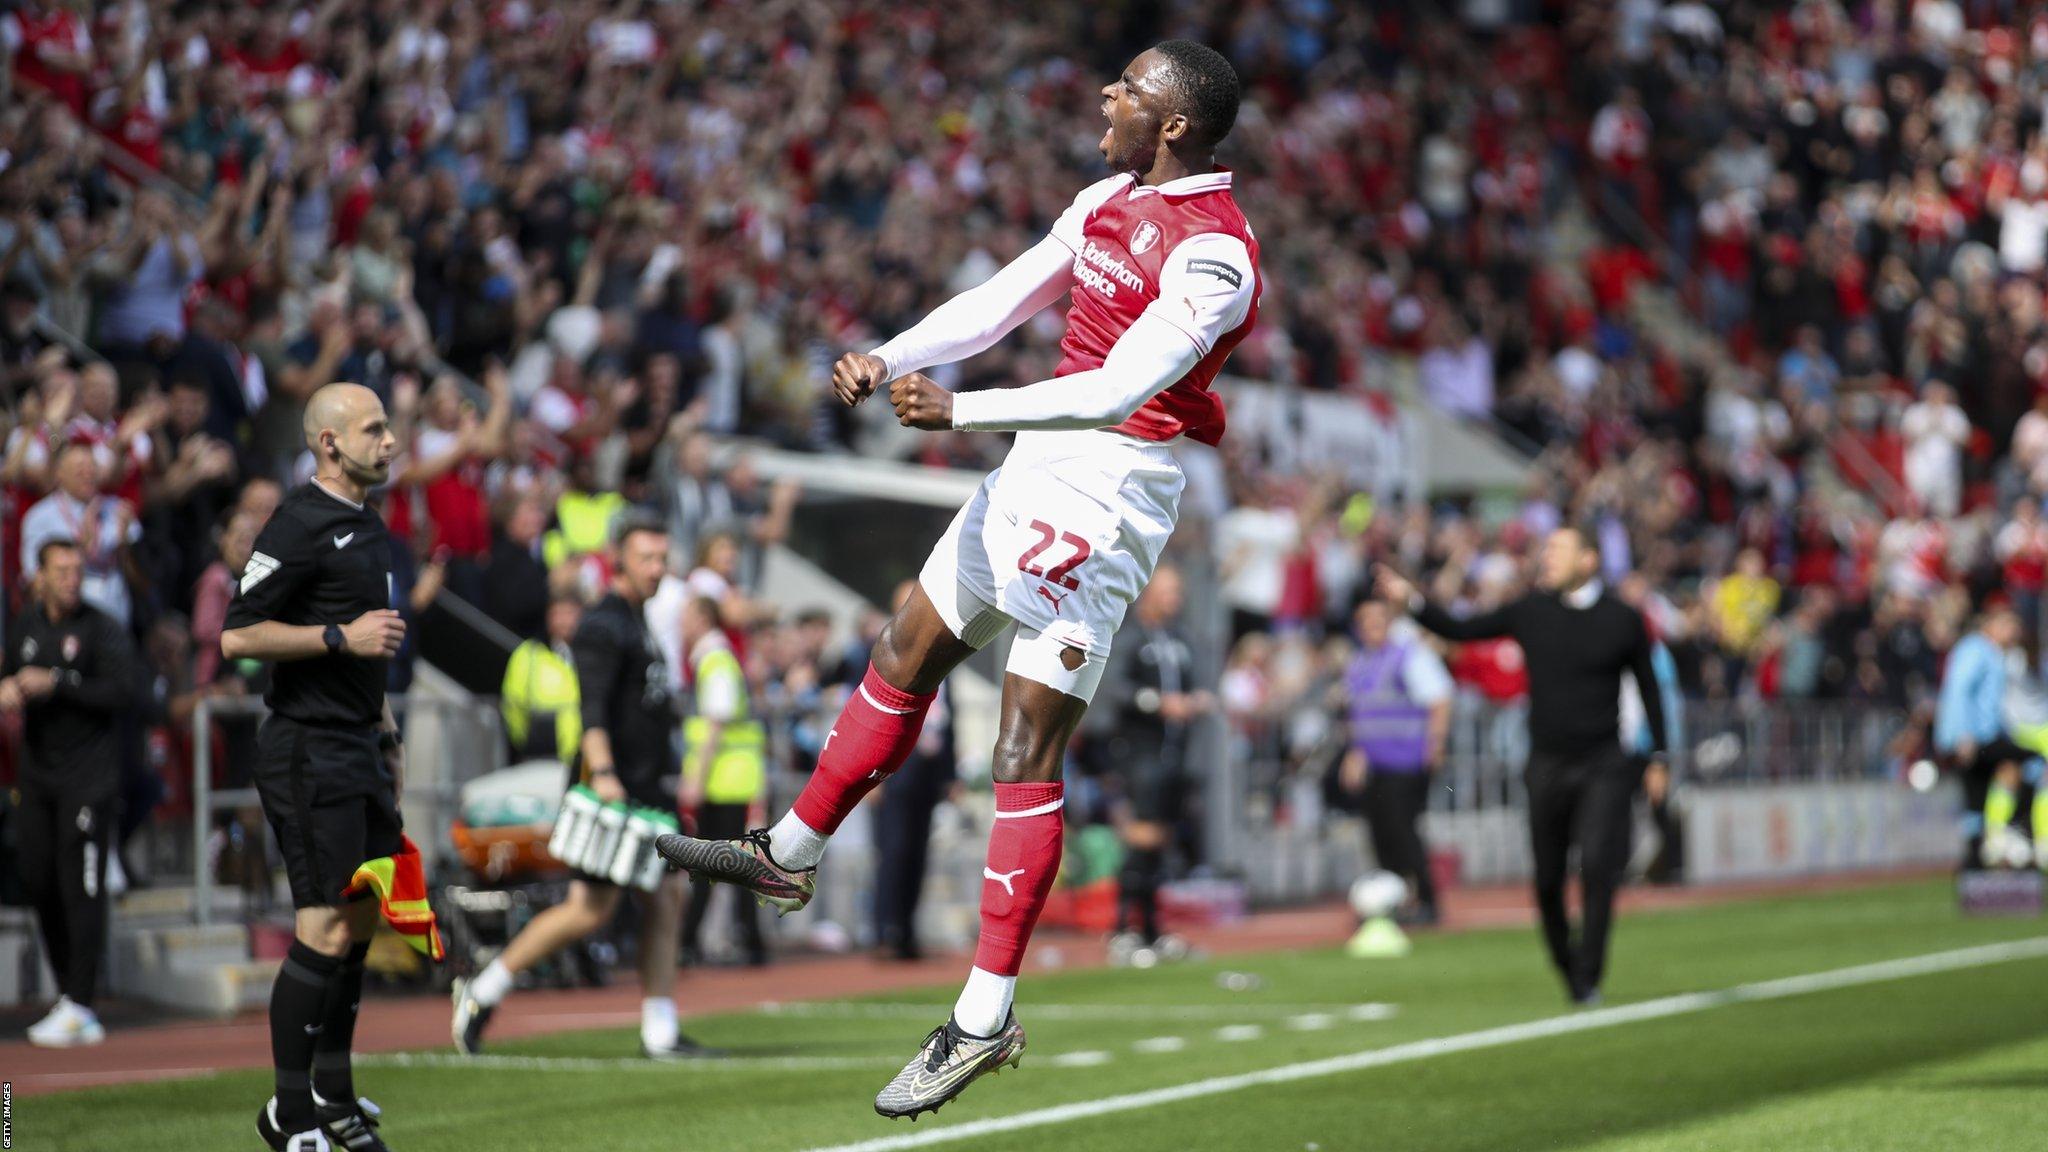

{"left": 254, "top": 714, "right": 403, "bottom": 910}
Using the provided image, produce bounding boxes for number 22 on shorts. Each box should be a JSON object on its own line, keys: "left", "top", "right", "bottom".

{"left": 1018, "top": 519, "right": 1091, "bottom": 589}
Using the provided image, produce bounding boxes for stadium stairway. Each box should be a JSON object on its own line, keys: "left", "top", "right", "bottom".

{"left": 103, "top": 888, "right": 279, "bottom": 1017}
{"left": 1571, "top": 188, "right": 1906, "bottom": 516}
{"left": 79, "top": 664, "right": 497, "bottom": 1018}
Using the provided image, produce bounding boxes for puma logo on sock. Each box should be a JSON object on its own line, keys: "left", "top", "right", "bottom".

{"left": 983, "top": 866, "right": 1026, "bottom": 896}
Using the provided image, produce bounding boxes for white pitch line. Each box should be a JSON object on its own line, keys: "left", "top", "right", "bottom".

{"left": 1132, "top": 1037, "right": 1188, "bottom": 1054}
{"left": 1215, "top": 1024, "right": 1264, "bottom": 1042}
{"left": 30, "top": 1067, "right": 220, "bottom": 1086}
{"left": 757, "top": 1002, "right": 1366, "bottom": 1021}
{"left": 792, "top": 936, "right": 2048, "bottom": 1152}
{"left": 1286, "top": 1014, "right": 1335, "bottom": 1031}
{"left": 1047, "top": 1050, "right": 1112, "bottom": 1068}
{"left": 360, "top": 1052, "right": 894, "bottom": 1074}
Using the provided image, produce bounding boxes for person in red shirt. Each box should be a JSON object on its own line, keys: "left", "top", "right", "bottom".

{"left": 1, "top": 1, "right": 93, "bottom": 117}
{"left": 89, "top": 52, "right": 164, "bottom": 176}
{"left": 392, "top": 367, "right": 512, "bottom": 566}
{"left": 224, "top": 13, "right": 304, "bottom": 104}
{"left": 1996, "top": 496, "right": 2048, "bottom": 642}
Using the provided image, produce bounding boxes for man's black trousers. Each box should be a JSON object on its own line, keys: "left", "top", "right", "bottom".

{"left": 15, "top": 782, "right": 115, "bottom": 1006}
{"left": 872, "top": 753, "right": 950, "bottom": 958}
{"left": 1525, "top": 746, "right": 1643, "bottom": 998}
{"left": 1361, "top": 768, "right": 1437, "bottom": 912}
{"left": 682, "top": 801, "right": 765, "bottom": 961}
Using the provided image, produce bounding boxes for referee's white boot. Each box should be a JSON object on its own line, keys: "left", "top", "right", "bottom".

{"left": 26, "top": 996, "right": 105, "bottom": 1047}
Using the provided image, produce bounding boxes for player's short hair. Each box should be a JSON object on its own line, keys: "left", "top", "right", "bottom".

{"left": 1153, "top": 40, "right": 1241, "bottom": 151}
{"left": 613, "top": 511, "right": 668, "bottom": 551}
{"left": 1559, "top": 522, "right": 1600, "bottom": 554}
{"left": 37, "top": 537, "right": 79, "bottom": 567}
{"left": 686, "top": 595, "right": 723, "bottom": 628}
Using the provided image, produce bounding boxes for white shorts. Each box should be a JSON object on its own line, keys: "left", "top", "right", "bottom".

{"left": 919, "top": 429, "right": 1184, "bottom": 703}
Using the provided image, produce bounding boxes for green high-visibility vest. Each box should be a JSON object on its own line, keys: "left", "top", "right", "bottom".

{"left": 684, "top": 644, "right": 766, "bottom": 804}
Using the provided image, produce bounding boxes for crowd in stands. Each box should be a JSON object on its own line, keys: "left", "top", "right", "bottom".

{"left": 1210, "top": 0, "right": 2048, "bottom": 791}
{"left": 2, "top": 0, "right": 2039, "bottom": 864}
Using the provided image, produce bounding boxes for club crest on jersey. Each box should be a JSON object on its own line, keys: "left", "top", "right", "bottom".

{"left": 62, "top": 635, "right": 78, "bottom": 663}
{"left": 1130, "top": 220, "right": 1161, "bottom": 255}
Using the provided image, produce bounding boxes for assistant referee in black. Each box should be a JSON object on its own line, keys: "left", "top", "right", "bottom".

{"left": 1376, "top": 525, "right": 1666, "bottom": 1006}
{"left": 223, "top": 382, "right": 407, "bottom": 1152}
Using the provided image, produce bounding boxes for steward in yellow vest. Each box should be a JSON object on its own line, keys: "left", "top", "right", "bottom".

{"left": 678, "top": 596, "right": 766, "bottom": 810}
{"left": 501, "top": 596, "right": 585, "bottom": 763}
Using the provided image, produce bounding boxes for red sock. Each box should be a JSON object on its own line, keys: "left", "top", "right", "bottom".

{"left": 972, "top": 781, "right": 1065, "bottom": 977}
{"left": 790, "top": 665, "right": 934, "bottom": 834}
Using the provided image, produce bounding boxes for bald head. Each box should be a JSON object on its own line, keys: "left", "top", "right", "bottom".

{"left": 304, "top": 382, "right": 382, "bottom": 448}
{"left": 305, "top": 382, "right": 396, "bottom": 493}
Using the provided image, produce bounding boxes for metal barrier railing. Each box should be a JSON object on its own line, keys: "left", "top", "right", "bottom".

{"left": 191, "top": 693, "right": 507, "bottom": 925}
{"left": 187, "top": 686, "right": 843, "bottom": 926}
{"left": 1230, "top": 694, "right": 1915, "bottom": 819}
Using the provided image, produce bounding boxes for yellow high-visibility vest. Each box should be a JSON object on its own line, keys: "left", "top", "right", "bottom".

{"left": 501, "top": 639, "right": 581, "bottom": 764}
{"left": 543, "top": 491, "right": 627, "bottom": 570}
{"left": 684, "top": 643, "right": 766, "bottom": 805}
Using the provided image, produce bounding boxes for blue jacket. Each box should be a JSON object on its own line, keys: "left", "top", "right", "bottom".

{"left": 1936, "top": 633, "right": 2007, "bottom": 754}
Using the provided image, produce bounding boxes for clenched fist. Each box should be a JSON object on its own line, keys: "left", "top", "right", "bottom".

{"left": 890, "top": 373, "right": 953, "bottom": 430}
{"left": 832, "top": 352, "right": 890, "bottom": 406}
{"left": 344, "top": 609, "right": 408, "bottom": 658}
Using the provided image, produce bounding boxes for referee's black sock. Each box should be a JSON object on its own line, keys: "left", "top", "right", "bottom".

{"left": 313, "top": 941, "right": 371, "bottom": 1106}
{"left": 271, "top": 942, "right": 341, "bottom": 1132}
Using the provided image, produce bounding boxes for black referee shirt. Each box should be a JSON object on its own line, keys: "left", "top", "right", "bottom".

{"left": 225, "top": 482, "right": 393, "bottom": 726}
{"left": 6, "top": 601, "right": 133, "bottom": 794}
{"left": 572, "top": 592, "right": 677, "bottom": 803}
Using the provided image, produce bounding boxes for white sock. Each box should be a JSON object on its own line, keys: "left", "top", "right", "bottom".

{"left": 767, "top": 811, "right": 829, "bottom": 871}
{"left": 951, "top": 966, "right": 1015, "bottom": 1038}
{"left": 468, "top": 959, "right": 514, "bottom": 1007}
{"left": 641, "top": 996, "right": 678, "bottom": 1048}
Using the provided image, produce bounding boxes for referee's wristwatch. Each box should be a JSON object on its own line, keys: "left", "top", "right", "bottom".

{"left": 323, "top": 623, "right": 345, "bottom": 656}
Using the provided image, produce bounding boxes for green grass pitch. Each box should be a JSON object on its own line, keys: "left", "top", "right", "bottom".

{"left": 31, "top": 879, "right": 2048, "bottom": 1151}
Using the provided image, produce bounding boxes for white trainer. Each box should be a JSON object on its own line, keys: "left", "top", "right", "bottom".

{"left": 27, "top": 997, "right": 105, "bottom": 1047}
